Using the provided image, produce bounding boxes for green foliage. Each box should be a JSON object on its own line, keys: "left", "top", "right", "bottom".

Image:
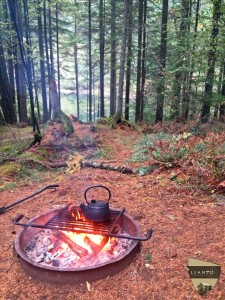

{"left": 193, "top": 143, "right": 206, "bottom": 153}
{"left": 93, "top": 145, "right": 112, "bottom": 159}
{"left": 152, "top": 146, "right": 187, "bottom": 162}
{"left": 97, "top": 117, "right": 114, "bottom": 126}
{"left": 0, "top": 141, "right": 29, "bottom": 163}
{"left": 138, "top": 166, "right": 154, "bottom": 176}
{"left": 54, "top": 111, "right": 74, "bottom": 136}
{"left": 145, "top": 252, "right": 152, "bottom": 262}
{"left": 0, "top": 163, "right": 21, "bottom": 176}
{"left": 0, "top": 182, "right": 17, "bottom": 192}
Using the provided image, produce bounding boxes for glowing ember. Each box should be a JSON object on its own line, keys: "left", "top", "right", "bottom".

{"left": 24, "top": 229, "right": 133, "bottom": 269}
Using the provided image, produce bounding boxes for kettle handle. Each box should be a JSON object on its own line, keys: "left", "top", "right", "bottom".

{"left": 84, "top": 185, "right": 111, "bottom": 204}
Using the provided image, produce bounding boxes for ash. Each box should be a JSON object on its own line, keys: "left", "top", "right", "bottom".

{"left": 24, "top": 229, "right": 134, "bottom": 269}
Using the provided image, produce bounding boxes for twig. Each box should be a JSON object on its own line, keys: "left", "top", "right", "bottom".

{"left": 6, "top": 261, "right": 16, "bottom": 273}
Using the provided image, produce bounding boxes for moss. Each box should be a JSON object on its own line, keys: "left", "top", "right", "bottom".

{"left": 19, "top": 152, "right": 43, "bottom": 161}
{"left": 0, "top": 144, "right": 14, "bottom": 152}
{"left": 38, "top": 147, "right": 49, "bottom": 158}
{"left": 97, "top": 117, "right": 114, "bottom": 126}
{"left": 0, "top": 163, "right": 22, "bottom": 176}
{"left": 54, "top": 110, "right": 74, "bottom": 136}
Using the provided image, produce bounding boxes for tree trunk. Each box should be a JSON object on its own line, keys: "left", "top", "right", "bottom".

{"left": 201, "top": 0, "right": 221, "bottom": 123}
{"left": 186, "top": 0, "right": 200, "bottom": 119}
{"left": 110, "top": 0, "right": 116, "bottom": 116}
{"left": 2, "top": 0, "right": 16, "bottom": 123}
{"left": 15, "top": 61, "right": 27, "bottom": 123}
{"left": 219, "top": 60, "right": 225, "bottom": 122}
{"left": 140, "top": 0, "right": 147, "bottom": 121}
{"left": 49, "top": 78, "right": 61, "bottom": 117}
{"left": 155, "top": 0, "right": 168, "bottom": 123}
{"left": 48, "top": 0, "right": 54, "bottom": 119}
{"left": 180, "top": 0, "right": 191, "bottom": 120}
{"left": 99, "top": 0, "right": 105, "bottom": 117}
{"left": 135, "top": 0, "right": 143, "bottom": 122}
{"left": 37, "top": 1, "right": 48, "bottom": 122}
{"left": 116, "top": 0, "right": 129, "bottom": 117}
{"left": 0, "top": 29, "right": 16, "bottom": 124}
{"left": 74, "top": 0, "right": 80, "bottom": 120}
{"left": 125, "top": 0, "right": 133, "bottom": 121}
{"left": 56, "top": 2, "right": 61, "bottom": 106}
{"left": 43, "top": 0, "right": 51, "bottom": 121}
{"left": 49, "top": 78, "right": 74, "bottom": 135}
{"left": 0, "top": 107, "right": 5, "bottom": 125}
{"left": 88, "top": 0, "right": 92, "bottom": 121}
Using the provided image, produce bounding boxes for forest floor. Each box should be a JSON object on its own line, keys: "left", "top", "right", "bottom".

{"left": 0, "top": 120, "right": 224, "bottom": 300}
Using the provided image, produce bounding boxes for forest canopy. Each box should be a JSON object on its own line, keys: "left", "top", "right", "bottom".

{"left": 0, "top": 0, "right": 225, "bottom": 127}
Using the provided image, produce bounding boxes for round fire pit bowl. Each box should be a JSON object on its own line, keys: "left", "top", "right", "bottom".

{"left": 14, "top": 208, "right": 141, "bottom": 284}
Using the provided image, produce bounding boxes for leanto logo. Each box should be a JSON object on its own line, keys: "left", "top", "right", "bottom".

{"left": 188, "top": 258, "right": 221, "bottom": 296}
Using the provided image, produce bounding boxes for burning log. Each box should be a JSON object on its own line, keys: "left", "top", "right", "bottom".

{"left": 53, "top": 231, "right": 88, "bottom": 257}
{"left": 84, "top": 236, "right": 109, "bottom": 253}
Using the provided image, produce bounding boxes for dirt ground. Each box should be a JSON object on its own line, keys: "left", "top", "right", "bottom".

{"left": 0, "top": 123, "right": 224, "bottom": 300}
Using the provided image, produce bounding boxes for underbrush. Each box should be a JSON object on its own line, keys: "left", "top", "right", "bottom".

{"left": 130, "top": 130, "right": 225, "bottom": 193}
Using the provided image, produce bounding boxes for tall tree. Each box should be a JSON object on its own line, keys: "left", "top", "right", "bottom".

{"left": 37, "top": 0, "right": 48, "bottom": 122}
{"left": 125, "top": 0, "right": 133, "bottom": 121}
{"left": 8, "top": 0, "right": 39, "bottom": 132}
{"left": 115, "top": 0, "right": 129, "bottom": 120}
{"left": 155, "top": 0, "right": 169, "bottom": 122}
{"left": 110, "top": 0, "right": 116, "bottom": 116}
{"left": 2, "top": 0, "right": 16, "bottom": 116}
{"left": 140, "top": 0, "right": 147, "bottom": 121}
{"left": 48, "top": 0, "right": 54, "bottom": 118}
{"left": 180, "top": 0, "right": 191, "bottom": 120}
{"left": 56, "top": 1, "right": 61, "bottom": 105}
{"left": 201, "top": 0, "right": 222, "bottom": 123}
{"left": 0, "top": 32, "right": 16, "bottom": 124}
{"left": 135, "top": 0, "right": 144, "bottom": 122}
{"left": 99, "top": 0, "right": 105, "bottom": 117}
{"left": 74, "top": 0, "right": 80, "bottom": 119}
{"left": 88, "top": 0, "right": 92, "bottom": 121}
{"left": 219, "top": 60, "right": 225, "bottom": 121}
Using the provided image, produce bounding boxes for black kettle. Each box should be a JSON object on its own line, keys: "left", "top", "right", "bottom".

{"left": 80, "top": 185, "right": 111, "bottom": 222}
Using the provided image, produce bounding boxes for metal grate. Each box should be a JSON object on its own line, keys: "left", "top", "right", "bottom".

{"left": 14, "top": 206, "right": 152, "bottom": 241}
{"left": 44, "top": 205, "right": 124, "bottom": 235}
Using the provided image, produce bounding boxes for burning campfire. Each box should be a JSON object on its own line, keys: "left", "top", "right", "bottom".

{"left": 13, "top": 185, "right": 152, "bottom": 284}
{"left": 23, "top": 206, "right": 134, "bottom": 269}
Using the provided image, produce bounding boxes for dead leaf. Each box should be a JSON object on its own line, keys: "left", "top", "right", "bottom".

{"left": 218, "top": 180, "right": 225, "bottom": 188}
{"left": 66, "top": 154, "right": 84, "bottom": 174}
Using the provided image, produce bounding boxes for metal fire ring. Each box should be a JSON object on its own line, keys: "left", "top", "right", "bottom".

{"left": 14, "top": 208, "right": 142, "bottom": 284}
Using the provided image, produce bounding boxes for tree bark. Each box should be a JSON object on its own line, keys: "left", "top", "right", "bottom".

{"left": 99, "top": 0, "right": 105, "bottom": 117}
{"left": 135, "top": 0, "right": 144, "bottom": 122}
{"left": 74, "top": 0, "right": 80, "bottom": 120}
{"left": 201, "top": 0, "right": 221, "bottom": 123}
{"left": 110, "top": 0, "right": 116, "bottom": 116}
{"left": 116, "top": 0, "right": 129, "bottom": 116}
{"left": 0, "top": 30, "right": 16, "bottom": 124}
{"left": 125, "top": 0, "right": 133, "bottom": 121}
{"left": 37, "top": 1, "right": 48, "bottom": 122}
{"left": 155, "top": 0, "right": 168, "bottom": 123}
{"left": 88, "top": 0, "right": 92, "bottom": 121}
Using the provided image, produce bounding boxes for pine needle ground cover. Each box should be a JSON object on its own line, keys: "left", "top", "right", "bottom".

{"left": 0, "top": 122, "right": 224, "bottom": 300}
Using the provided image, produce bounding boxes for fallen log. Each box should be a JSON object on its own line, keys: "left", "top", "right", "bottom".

{"left": 8, "top": 157, "right": 138, "bottom": 174}
{"left": 82, "top": 160, "right": 138, "bottom": 174}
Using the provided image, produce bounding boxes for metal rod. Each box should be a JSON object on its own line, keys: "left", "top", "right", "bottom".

{"left": 109, "top": 208, "right": 125, "bottom": 233}
{"left": 0, "top": 184, "right": 59, "bottom": 214}
{"left": 13, "top": 214, "right": 153, "bottom": 241}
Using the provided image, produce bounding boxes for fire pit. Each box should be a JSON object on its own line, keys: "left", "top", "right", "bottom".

{"left": 14, "top": 205, "right": 152, "bottom": 284}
